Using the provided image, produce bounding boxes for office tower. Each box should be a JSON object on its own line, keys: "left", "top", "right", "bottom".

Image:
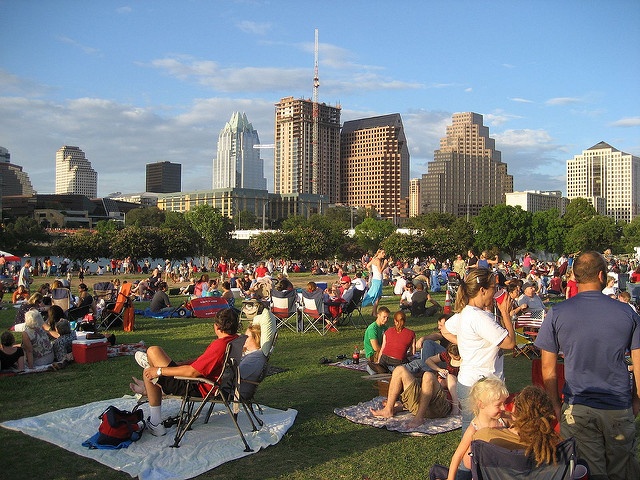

{"left": 0, "top": 146, "right": 36, "bottom": 196}
{"left": 409, "top": 178, "right": 421, "bottom": 217}
{"left": 146, "top": 161, "right": 181, "bottom": 193}
{"left": 420, "top": 112, "right": 513, "bottom": 217}
{"left": 274, "top": 96, "right": 341, "bottom": 202}
{"left": 55, "top": 146, "right": 97, "bottom": 197}
{"left": 506, "top": 190, "right": 568, "bottom": 215}
{"left": 340, "top": 114, "right": 410, "bottom": 222}
{"left": 213, "top": 112, "right": 266, "bottom": 190}
{"left": 566, "top": 141, "right": 640, "bottom": 222}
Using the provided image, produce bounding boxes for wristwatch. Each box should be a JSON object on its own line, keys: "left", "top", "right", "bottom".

{"left": 157, "top": 367, "right": 162, "bottom": 377}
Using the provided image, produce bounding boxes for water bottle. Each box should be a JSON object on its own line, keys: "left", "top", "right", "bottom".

{"left": 352, "top": 345, "right": 360, "bottom": 364}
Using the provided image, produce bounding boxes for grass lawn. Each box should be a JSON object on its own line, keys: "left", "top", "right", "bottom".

{"left": 0, "top": 273, "right": 594, "bottom": 479}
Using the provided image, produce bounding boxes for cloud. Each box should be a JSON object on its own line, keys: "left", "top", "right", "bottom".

{"left": 610, "top": 117, "right": 640, "bottom": 127}
{"left": 236, "top": 20, "right": 271, "bottom": 35}
{"left": 545, "top": 97, "right": 582, "bottom": 106}
{"left": 146, "top": 54, "right": 423, "bottom": 96}
{"left": 509, "top": 97, "right": 533, "bottom": 103}
{"left": 56, "top": 35, "right": 101, "bottom": 56}
{"left": 485, "top": 110, "right": 522, "bottom": 127}
{"left": 0, "top": 95, "right": 276, "bottom": 197}
{"left": 116, "top": 6, "right": 132, "bottom": 14}
{"left": 502, "top": 63, "right": 516, "bottom": 69}
{"left": 465, "top": 88, "right": 473, "bottom": 93}
{"left": 0, "top": 69, "right": 51, "bottom": 97}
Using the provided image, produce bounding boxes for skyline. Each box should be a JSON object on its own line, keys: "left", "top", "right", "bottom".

{"left": 1, "top": 0, "right": 639, "bottom": 198}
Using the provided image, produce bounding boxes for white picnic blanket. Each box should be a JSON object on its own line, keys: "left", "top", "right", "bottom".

{"left": 2, "top": 396, "right": 297, "bottom": 480}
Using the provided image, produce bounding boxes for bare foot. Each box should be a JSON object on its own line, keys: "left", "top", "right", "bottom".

{"left": 407, "top": 416, "right": 425, "bottom": 429}
{"left": 129, "top": 376, "right": 146, "bottom": 395}
{"left": 370, "top": 407, "right": 394, "bottom": 419}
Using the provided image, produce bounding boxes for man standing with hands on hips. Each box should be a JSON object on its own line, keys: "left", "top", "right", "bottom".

{"left": 535, "top": 251, "right": 640, "bottom": 480}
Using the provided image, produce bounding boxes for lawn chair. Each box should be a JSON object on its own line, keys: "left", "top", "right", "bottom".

{"left": 186, "top": 296, "right": 230, "bottom": 318}
{"left": 97, "top": 282, "right": 133, "bottom": 331}
{"left": 470, "top": 437, "right": 576, "bottom": 479}
{"left": 513, "top": 327, "right": 538, "bottom": 359}
{"left": 93, "top": 281, "right": 116, "bottom": 303}
{"left": 270, "top": 289, "right": 299, "bottom": 332}
{"left": 531, "top": 357, "right": 565, "bottom": 400}
{"left": 50, "top": 287, "right": 71, "bottom": 313}
{"left": 300, "top": 290, "right": 329, "bottom": 335}
{"left": 338, "top": 288, "right": 365, "bottom": 328}
{"left": 171, "top": 335, "right": 255, "bottom": 452}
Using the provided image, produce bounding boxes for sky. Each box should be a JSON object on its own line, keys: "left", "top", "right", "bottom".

{"left": 1, "top": 0, "right": 639, "bottom": 198}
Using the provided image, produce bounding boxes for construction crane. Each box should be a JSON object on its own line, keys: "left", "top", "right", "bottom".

{"left": 312, "top": 28, "right": 319, "bottom": 195}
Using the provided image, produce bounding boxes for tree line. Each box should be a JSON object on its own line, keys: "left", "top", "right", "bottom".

{"left": 1, "top": 198, "right": 639, "bottom": 265}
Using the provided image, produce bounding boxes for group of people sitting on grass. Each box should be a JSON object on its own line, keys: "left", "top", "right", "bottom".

{"left": 361, "top": 251, "right": 640, "bottom": 480}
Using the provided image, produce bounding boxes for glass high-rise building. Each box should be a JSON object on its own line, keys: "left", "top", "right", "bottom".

{"left": 566, "top": 141, "right": 640, "bottom": 222}
{"left": 274, "top": 96, "right": 341, "bottom": 203}
{"left": 340, "top": 114, "right": 410, "bottom": 222}
{"left": 55, "top": 146, "right": 97, "bottom": 197}
{"left": 213, "top": 112, "right": 266, "bottom": 190}
{"left": 0, "top": 146, "right": 35, "bottom": 196}
{"left": 146, "top": 161, "right": 181, "bottom": 193}
{"left": 420, "top": 112, "right": 513, "bottom": 217}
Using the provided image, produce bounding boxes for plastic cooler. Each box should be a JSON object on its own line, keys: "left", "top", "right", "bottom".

{"left": 72, "top": 338, "right": 108, "bottom": 364}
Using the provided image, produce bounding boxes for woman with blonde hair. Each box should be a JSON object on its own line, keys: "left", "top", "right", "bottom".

{"left": 443, "top": 268, "right": 515, "bottom": 434}
{"left": 362, "top": 249, "right": 389, "bottom": 316}
{"left": 21, "top": 309, "right": 54, "bottom": 368}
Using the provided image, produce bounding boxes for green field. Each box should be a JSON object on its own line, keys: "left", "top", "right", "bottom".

{"left": 0, "top": 273, "right": 631, "bottom": 480}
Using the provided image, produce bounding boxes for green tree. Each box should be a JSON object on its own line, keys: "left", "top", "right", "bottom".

{"left": 249, "top": 231, "right": 293, "bottom": 260}
{"left": 184, "top": 204, "right": 234, "bottom": 258}
{"left": 529, "top": 209, "right": 565, "bottom": 254}
{"left": 473, "top": 205, "right": 531, "bottom": 260}
{"left": 381, "top": 232, "right": 428, "bottom": 260}
{"left": 621, "top": 217, "right": 640, "bottom": 253}
{"left": 354, "top": 218, "right": 396, "bottom": 253}
{"left": 563, "top": 198, "right": 597, "bottom": 228}
{"left": 1, "top": 217, "right": 50, "bottom": 253}
{"left": 109, "top": 226, "right": 155, "bottom": 259}
{"left": 52, "top": 231, "right": 105, "bottom": 267}
{"left": 95, "top": 219, "right": 124, "bottom": 236}
{"left": 125, "top": 206, "right": 166, "bottom": 227}
{"left": 404, "top": 212, "right": 457, "bottom": 231}
{"left": 236, "top": 210, "right": 259, "bottom": 229}
{"left": 564, "top": 216, "right": 620, "bottom": 253}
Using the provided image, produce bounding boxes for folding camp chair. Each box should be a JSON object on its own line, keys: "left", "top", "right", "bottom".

{"left": 171, "top": 335, "right": 255, "bottom": 452}
{"left": 93, "top": 281, "right": 116, "bottom": 303}
{"left": 50, "top": 288, "right": 71, "bottom": 313}
{"left": 470, "top": 437, "right": 576, "bottom": 479}
{"left": 270, "top": 289, "right": 299, "bottom": 332}
{"left": 338, "top": 288, "right": 365, "bottom": 328}
{"left": 532, "top": 357, "right": 566, "bottom": 400}
{"left": 97, "top": 282, "right": 133, "bottom": 331}
{"left": 67, "top": 304, "right": 92, "bottom": 323}
{"left": 300, "top": 290, "right": 329, "bottom": 335}
{"left": 513, "top": 327, "right": 539, "bottom": 359}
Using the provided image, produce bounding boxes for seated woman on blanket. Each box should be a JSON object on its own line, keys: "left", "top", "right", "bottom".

{"left": 373, "top": 310, "right": 415, "bottom": 373}
{"left": 21, "top": 309, "right": 54, "bottom": 369}
{"left": 13, "top": 293, "right": 44, "bottom": 331}
{"left": 0, "top": 331, "right": 25, "bottom": 371}
{"left": 43, "top": 305, "right": 66, "bottom": 340}
{"left": 51, "top": 319, "right": 76, "bottom": 362}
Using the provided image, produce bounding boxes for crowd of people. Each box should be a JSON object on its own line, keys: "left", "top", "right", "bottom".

{"left": 2, "top": 247, "right": 640, "bottom": 479}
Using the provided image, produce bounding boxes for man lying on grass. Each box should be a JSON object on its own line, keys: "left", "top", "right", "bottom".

{"left": 370, "top": 365, "right": 452, "bottom": 429}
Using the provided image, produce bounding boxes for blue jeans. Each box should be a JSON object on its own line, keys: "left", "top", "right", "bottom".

{"left": 405, "top": 340, "right": 445, "bottom": 375}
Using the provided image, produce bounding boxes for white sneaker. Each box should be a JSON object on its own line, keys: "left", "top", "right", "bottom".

{"left": 146, "top": 417, "right": 166, "bottom": 437}
{"left": 135, "top": 351, "right": 150, "bottom": 369}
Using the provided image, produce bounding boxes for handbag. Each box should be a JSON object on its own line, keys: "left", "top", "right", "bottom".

{"left": 96, "top": 405, "right": 145, "bottom": 446}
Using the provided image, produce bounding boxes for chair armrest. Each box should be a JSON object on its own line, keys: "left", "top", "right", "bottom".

{"left": 173, "top": 376, "right": 216, "bottom": 386}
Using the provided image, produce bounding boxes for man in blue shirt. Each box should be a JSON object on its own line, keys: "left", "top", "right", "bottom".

{"left": 535, "top": 251, "right": 640, "bottom": 480}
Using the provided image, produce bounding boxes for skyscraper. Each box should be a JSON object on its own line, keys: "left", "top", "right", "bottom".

{"left": 213, "top": 112, "right": 266, "bottom": 190}
{"left": 420, "top": 112, "right": 513, "bottom": 217}
{"left": 146, "top": 161, "right": 181, "bottom": 193}
{"left": 55, "top": 146, "right": 97, "bottom": 197}
{"left": 0, "top": 146, "right": 36, "bottom": 196}
{"left": 340, "top": 114, "right": 410, "bottom": 222}
{"left": 566, "top": 141, "right": 640, "bottom": 222}
{"left": 274, "top": 96, "right": 341, "bottom": 202}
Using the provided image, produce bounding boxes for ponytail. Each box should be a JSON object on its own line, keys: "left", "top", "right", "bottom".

{"left": 454, "top": 269, "right": 495, "bottom": 312}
